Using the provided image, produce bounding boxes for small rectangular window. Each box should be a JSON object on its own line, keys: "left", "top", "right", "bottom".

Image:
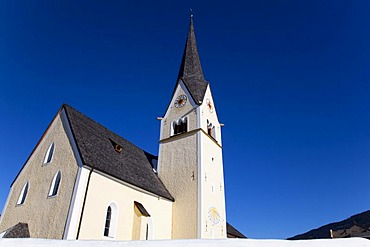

{"left": 109, "top": 139, "right": 123, "bottom": 154}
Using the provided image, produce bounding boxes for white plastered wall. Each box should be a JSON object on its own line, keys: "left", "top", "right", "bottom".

{"left": 198, "top": 85, "right": 227, "bottom": 238}
{"left": 77, "top": 171, "right": 173, "bottom": 240}
{"left": 199, "top": 85, "right": 222, "bottom": 145}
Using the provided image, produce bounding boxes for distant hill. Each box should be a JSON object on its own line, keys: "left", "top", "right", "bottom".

{"left": 288, "top": 210, "right": 370, "bottom": 240}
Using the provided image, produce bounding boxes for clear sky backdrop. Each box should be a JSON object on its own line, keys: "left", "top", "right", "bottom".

{"left": 1, "top": 0, "right": 370, "bottom": 239}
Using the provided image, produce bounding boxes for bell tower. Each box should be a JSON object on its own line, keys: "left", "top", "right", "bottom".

{"left": 157, "top": 16, "right": 227, "bottom": 239}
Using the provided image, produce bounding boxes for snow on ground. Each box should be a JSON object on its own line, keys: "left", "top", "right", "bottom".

{"left": 0, "top": 238, "right": 369, "bottom": 247}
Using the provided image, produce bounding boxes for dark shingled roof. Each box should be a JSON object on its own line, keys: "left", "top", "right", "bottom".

{"left": 177, "top": 16, "right": 208, "bottom": 105}
{"left": 2, "top": 222, "right": 30, "bottom": 238}
{"left": 63, "top": 104, "right": 174, "bottom": 201}
{"left": 227, "top": 222, "right": 247, "bottom": 238}
{"left": 134, "top": 201, "right": 151, "bottom": 217}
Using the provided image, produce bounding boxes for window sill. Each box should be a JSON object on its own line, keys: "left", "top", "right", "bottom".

{"left": 172, "top": 131, "right": 187, "bottom": 136}
{"left": 102, "top": 236, "right": 115, "bottom": 240}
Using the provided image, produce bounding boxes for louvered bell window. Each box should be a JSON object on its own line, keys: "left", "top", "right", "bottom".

{"left": 173, "top": 117, "right": 188, "bottom": 135}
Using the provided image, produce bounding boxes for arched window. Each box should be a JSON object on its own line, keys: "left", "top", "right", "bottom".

{"left": 48, "top": 171, "right": 61, "bottom": 197}
{"left": 145, "top": 223, "right": 149, "bottom": 240}
{"left": 103, "top": 203, "right": 118, "bottom": 238}
{"left": 17, "top": 181, "right": 29, "bottom": 205}
{"left": 44, "top": 142, "right": 55, "bottom": 165}
{"left": 145, "top": 217, "right": 153, "bottom": 240}
{"left": 104, "top": 206, "right": 112, "bottom": 237}
{"left": 207, "top": 120, "right": 216, "bottom": 140}
{"left": 172, "top": 117, "right": 188, "bottom": 136}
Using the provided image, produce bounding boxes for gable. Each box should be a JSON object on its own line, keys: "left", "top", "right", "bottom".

{"left": 181, "top": 77, "right": 208, "bottom": 105}
{"left": 0, "top": 110, "right": 80, "bottom": 238}
{"left": 163, "top": 80, "right": 197, "bottom": 119}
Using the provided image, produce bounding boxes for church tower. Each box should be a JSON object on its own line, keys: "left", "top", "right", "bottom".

{"left": 157, "top": 16, "right": 227, "bottom": 239}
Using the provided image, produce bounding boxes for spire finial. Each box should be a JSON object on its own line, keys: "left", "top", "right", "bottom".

{"left": 190, "top": 8, "right": 193, "bottom": 18}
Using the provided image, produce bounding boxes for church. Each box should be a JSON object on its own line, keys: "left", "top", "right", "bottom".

{"left": 0, "top": 16, "right": 245, "bottom": 240}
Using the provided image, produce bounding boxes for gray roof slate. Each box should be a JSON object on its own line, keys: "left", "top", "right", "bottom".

{"left": 134, "top": 201, "right": 151, "bottom": 217}
{"left": 177, "top": 16, "right": 208, "bottom": 105}
{"left": 226, "top": 222, "right": 247, "bottom": 238}
{"left": 2, "top": 222, "right": 30, "bottom": 238}
{"left": 63, "top": 104, "right": 174, "bottom": 201}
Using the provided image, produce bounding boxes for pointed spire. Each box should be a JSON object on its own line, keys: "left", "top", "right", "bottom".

{"left": 177, "top": 13, "right": 205, "bottom": 83}
{"left": 177, "top": 14, "right": 208, "bottom": 105}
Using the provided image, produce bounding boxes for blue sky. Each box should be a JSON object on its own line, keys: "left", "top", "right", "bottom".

{"left": 1, "top": 0, "right": 370, "bottom": 239}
